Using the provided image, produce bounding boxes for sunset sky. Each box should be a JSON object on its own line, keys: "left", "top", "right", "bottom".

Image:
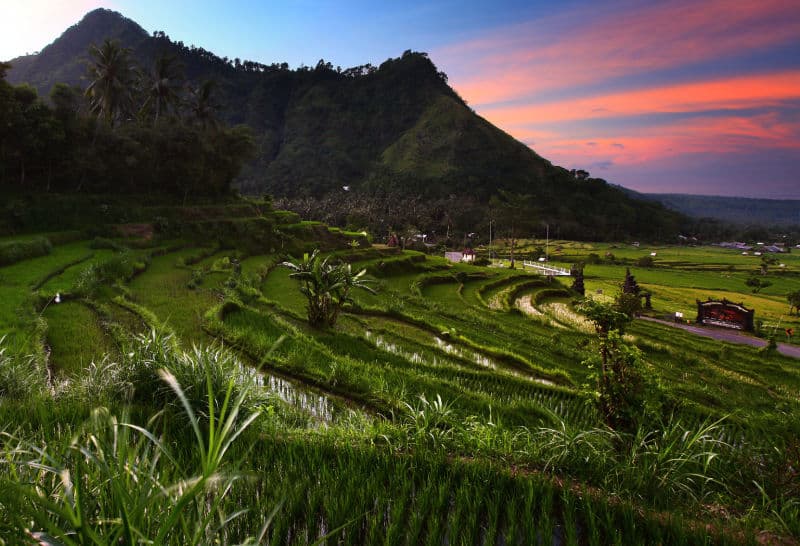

{"left": 3, "top": 0, "right": 799, "bottom": 198}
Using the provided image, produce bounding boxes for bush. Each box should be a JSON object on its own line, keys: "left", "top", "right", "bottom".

{"left": 72, "top": 252, "right": 138, "bottom": 296}
{"left": 0, "top": 237, "right": 52, "bottom": 266}
{"left": 582, "top": 331, "right": 660, "bottom": 431}
{"left": 89, "top": 236, "right": 126, "bottom": 251}
{"left": 637, "top": 256, "right": 655, "bottom": 267}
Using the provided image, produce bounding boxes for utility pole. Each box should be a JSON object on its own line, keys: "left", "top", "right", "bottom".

{"left": 545, "top": 224, "right": 549, "bottom": 262}
{"left": 489, "top": 219, "right": 493, "bottom": 259}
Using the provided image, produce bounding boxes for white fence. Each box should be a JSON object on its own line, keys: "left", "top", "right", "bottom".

{"left": 522, "top": 261, "right": 571, "bottom": 276}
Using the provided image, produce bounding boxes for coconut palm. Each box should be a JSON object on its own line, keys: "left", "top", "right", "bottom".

{"left": 187, "top": 79, "right": 219, "bottom": 130}
{"left": 84, "top": 39, "right": 137, "bottom": 127}
{"left": 142, "top": 54, "right": 184, "bottom": 123}
{"left": 281, "top": 250, "right": 376, "bottom": 327}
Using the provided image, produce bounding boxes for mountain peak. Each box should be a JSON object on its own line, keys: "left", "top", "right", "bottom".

{"left": 6, "top": 8, "right": 149, "bottom": 91}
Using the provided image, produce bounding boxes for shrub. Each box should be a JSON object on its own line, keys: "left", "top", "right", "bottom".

{"left": 745, "top": 275, "right": 771, "bottom": 294}
{"left": 0, "top": 237, "right": 52, "bottom": 266}
{"left": 637, "top": 256, "right": 654, "bottom": 267}
{"left": 89, "top": 236, "right": 126, "bottom": 251}
{"left": 72, "top": 252, "right": 138, "bottom": 296}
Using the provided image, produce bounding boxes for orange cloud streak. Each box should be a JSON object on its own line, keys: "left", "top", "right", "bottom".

{"left": 439, "top": 0, "right": 800, "bottom": 106}
{"left": 523, "top": 113, "right": 800, "bottom": 168}
{"left": 480, "top": 71, "right": 800, "bottom": 126}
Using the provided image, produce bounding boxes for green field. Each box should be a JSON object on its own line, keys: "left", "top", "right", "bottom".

{"left": 494, "top": 240, "right": 800, "bottom": 340}
{"left": 0, "top": 229, "right": 798, "bottom": 544}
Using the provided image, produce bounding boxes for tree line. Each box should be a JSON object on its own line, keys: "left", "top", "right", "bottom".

{"left": 0, "top": 40, "right": 254, "bottom": 200}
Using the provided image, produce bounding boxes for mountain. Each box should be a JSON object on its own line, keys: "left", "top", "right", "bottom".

{"left": 643, "top": 194, "right": 800, "bottom": 227}
{"left": 4, "top": 9, "right": 687, "bottom": 241}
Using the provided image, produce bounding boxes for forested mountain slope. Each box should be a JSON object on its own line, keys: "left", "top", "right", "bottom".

{"left": 5, "top": 8, "right": 686, "bottom": 240}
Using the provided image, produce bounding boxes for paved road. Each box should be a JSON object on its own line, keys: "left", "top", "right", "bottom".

{"left": 640, "top": 317, "right": 800, "bottom": 359}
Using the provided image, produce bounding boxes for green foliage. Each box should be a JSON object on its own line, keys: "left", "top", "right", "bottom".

{"left": 1, "top": 351, "right": 264, "bottom": 544}
{"left": 787, "top": 290, "right": 800, "bottom": 315}
{"left": 400, "top": 393, "right": 456, "bottom": 450}
{"left": 88, "top": 236, "right": 126, "bottom": 251}
{"left": 577, "top": 299, "right": 657, "bottom": 430}
{"left": 0, "top": 339, "right": 47, "bottom": 399}
{"left": 582, "top": 331, "right": 660, "bottom": 431}
{"left": 615, "top": 291, "right": 643, "bottom": 319}
{"left": 1, "top": 46, "right": 255, "bottom": 200}
{"left": 0, "top": 237, "right": 52, "bottom": 266}
{"left": 577, "top": 298, "right": 632, "bottom": 335}
{"left": 85, "top": 39, "right": 137, "bottom": 126}
{"left": 637, "top": 255, "right": 655, "bottom": 267}
{"left": 745, "top": 275, "right": 772, "bottom": 294}
{"left": 281, "top": 250, "right": 376, "bottom": 327}
{"left": 72, "top": 251, "right": 139, "bottom": 296}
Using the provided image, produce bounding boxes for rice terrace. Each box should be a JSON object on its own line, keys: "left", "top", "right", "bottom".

{"left": 2, "top": 3, "right": 800, "bottom": 545}
{"left": 0, "top": 199, "right": 798, "bottom": 544}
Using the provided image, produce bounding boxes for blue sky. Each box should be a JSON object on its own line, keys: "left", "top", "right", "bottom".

{"left": 3, "top": 0, "right": 799, "bottom": 198}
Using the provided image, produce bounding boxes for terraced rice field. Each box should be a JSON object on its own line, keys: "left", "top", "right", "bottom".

{"left": 2, "top": 233, "right": 799, "bottom": 544}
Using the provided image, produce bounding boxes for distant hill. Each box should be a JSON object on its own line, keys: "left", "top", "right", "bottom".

{"left": 5, "top": 8, "right": 687, "bottom": 241}
{"left": 642, "top": 194, "right": 800, "bottom": 226}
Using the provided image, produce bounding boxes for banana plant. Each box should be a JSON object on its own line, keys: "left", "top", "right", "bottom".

{"left": 281, "top": 250, "right": 376, "bottom": 327}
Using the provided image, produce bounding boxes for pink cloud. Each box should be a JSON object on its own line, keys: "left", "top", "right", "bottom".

{"left": 481, "top": 71, "right": 800, "bottom": 126}
{"left": 522, "top": 112, "right": 800, "bottom": 170}
{"left": 437, "top": 0, "right": 800, "bottom": 107}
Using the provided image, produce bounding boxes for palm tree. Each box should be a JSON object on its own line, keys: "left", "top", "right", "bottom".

{"left": 187, "top": 80, "right": 219, "bottom": 130}
{"left": 84, "top": 39, "right": 137, "bottom": 127}
{"left": 281, "top": 250, "right": 376, "bottom": 327}
{"left": 142, "top": 54, "right": 183, "bottom": 123}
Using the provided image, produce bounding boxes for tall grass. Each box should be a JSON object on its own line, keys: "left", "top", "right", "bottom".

{"left": 0, "top": 344, "right": 268, "bottom": 544}
{"left": 0, "top": 338, "right": 48, "bottom": 399}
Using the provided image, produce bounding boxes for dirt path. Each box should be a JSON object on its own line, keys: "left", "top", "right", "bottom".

{"left": 640, "top": 317, "right": 800, "bottom": 359}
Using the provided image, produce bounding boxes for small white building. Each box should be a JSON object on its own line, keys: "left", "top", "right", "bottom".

{"left": 444, "top": 250, "right": 475, "bottom": 263}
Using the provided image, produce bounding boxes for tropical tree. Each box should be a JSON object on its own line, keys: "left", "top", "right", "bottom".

{"left": 745, "top": 275, "right": 771, "bottom": 294}
{"left": 578, "top": 297, "right": 632, "bottom": 336}
{"left": 488, "top": 191, "right": 537, "bottom": 268}
{"left": 760, "top": 254, "right": 778, "bottom": 275}
{"left": 187, "top": 80, "right": 219, "bottom": 130}
{"left": 85, "top": 39, "right": 137, "bottom": 127}
{"left": 142, "top": 54, "right": 184, "bottom": 123}
{"left": 788, "top": 290, "right": 800, "bottom": 315}
{"left": 281, "top": 250, "right": 376, "bottom": 327}
{"left": 577, "top": 298, "right": 657, "bottom": 430}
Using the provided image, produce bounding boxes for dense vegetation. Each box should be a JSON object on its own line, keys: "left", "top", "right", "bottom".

{"left": 5, "top": 8, "right": 689, "bottom": 242}
{"left": 0, "top": 55, "right": 254, "bottom": 201}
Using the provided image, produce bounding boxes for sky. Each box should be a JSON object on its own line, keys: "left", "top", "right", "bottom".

{"left": 2, "top": 0, "right": 799, "bottom": 199}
